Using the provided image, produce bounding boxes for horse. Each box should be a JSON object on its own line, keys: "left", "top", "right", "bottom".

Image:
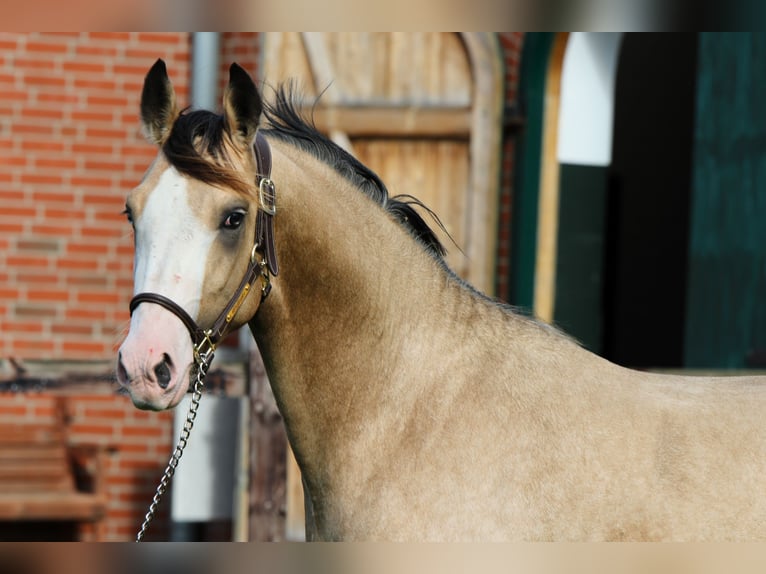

{"left": 116, "top": 59, "right": 766, "bottom": 541}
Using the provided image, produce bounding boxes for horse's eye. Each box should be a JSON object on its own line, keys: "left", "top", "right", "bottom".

{"left": 122, "top": 206, "right": 134, "bottom": 225}
{"left": 222, "top": 210, "right": 246, "bottom": 230}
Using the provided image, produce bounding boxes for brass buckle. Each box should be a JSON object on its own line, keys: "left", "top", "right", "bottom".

{"left": 193, "top": 330, "right": 216, "bottom": 368}
{"left": 258, "top": 178, "right": 276, "bottom": 216}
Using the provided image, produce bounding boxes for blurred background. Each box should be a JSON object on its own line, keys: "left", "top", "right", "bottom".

{"left": 1, "top": 32, "right": 766, "bottom": 541}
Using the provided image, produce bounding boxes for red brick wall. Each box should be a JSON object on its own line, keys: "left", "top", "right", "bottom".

{"left": 0, "top": 32, "right": 191, "bottom": 361}
{"left": 220, "top": 32, "right": 261, "bottom": 89}
{"left": 0, "top": 31, "right": 264, "bottom": 542}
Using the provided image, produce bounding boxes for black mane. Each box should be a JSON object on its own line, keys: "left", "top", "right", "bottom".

{"left": 261, "top": 84, "right": 447, "bottom": 259}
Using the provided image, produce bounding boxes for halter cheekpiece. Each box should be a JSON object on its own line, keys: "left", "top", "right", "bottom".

{"left": 129, "top": 132, "right": 278, "bottom": 371}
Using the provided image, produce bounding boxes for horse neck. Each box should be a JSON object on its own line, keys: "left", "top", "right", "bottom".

{"left": 248, "top": 141, "right": 469, "bottom": 475}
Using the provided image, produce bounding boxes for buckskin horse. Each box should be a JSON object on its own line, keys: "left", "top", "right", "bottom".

{"left": 116, "top": 59, "right": 766, "bottom": 541}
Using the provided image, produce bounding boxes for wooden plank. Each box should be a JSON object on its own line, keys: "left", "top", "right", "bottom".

{"left": 247, "top": 348, "right": 288, "bottom": 541}
{"left": 462, "top": 32, "right": 506, "bottom": 294}
{"left": 301, "top": 32, "right": 342, "bottom": 103}
{"left": 308, "top": 105, "right": 471, "bottom": 138}
{"left": 0, "top": 493, "right": 105, "bottom": 520}
{"left": 534, "top": 33, "right": 569, "bottom": 322}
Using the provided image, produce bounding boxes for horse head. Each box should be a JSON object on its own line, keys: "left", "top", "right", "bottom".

{"left": 117, "top": 59, "right": 274, "bottom": 410}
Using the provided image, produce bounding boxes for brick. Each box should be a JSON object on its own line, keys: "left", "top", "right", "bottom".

{"left": 57, "top": 257, "right": 100, "bottom": 270}
{"left": 0, "top": 221, "right": 24, "bottom": 235}
{"left": 13, "top": 57, "right": 56, "bottom": 70}
{"left": 88, "top": 32, "right": 132, "bottom": 41}
{"left": 0, "top": 89, "right": 28, "bottom": 102}
{"left": 68, "top": 242, "right": 109, "bottom": 254}
{"left": 32, "top": 190, "right": 78, "bottom": 203}
{"left": 73, "top": 78, "right": 119, "bottom": 92}
{"left": 76, "top": 291, "right": 120, "bottom": 304}
{"left": 84, "top": 127, "right": 126, "bottom": 141}
{"left": 16, "top": 272, "right": 59, "bottom": 283}
{"left": 23, "top": 75, "right": 67, "bottom": 88}
{"left": 27, "top": 289, "right": 69, "bottom": 302}
{"left": 16, "top": 239, "right": 61, "bottom": 253}
{"left": 12, "top": 123, "right": 56, "bottom": 136}
{"left": 44, "top": 207, "right": 82, "bottom": 219}
{"left": 0, "top": 404, "right": 28, "bottom": 416}
{"left": 26, "top": 40, "right": 69, "bottom": 53}
{"left": 34, "top": 224, "right": 77, "bottom": 237}
{"left": 20, "top": 140, "right": 65, "bottom": 152}
{"left": 81, "top": 226, "right": 126, "bottom": 238}
{"left": 85, "top": 159, "right": 124, "bottom": 172}
{"left": 125, "top": 48, "right": 169, "bottom": 60}
{"left": 62, "top": 61, "right": 107, "bottom": 74}
{"left": 87, "top": 95, "right": 129, "bottom": 107}
{"left": 13, "top": 304, "right": 57, "bottom": 318}
{"left": 72, "top": 142, "right": 114, "bottom": 155}
{"left": 137, "top": 33, "right": 184, "bottom": 45}
{"left": 20, "top": 173, "right": 63, "bottom": 185}
{"left": 2, "top": 206, "right": 37, "bottom": 217}
{"left": 62, "top": 340, "right": 108, "bottom": 354}
{"left": 85, "top": 195, "right": 124, "bottom": 207}
{"left": 75, "top": 45, "right": 119, "bottom": 57}
{"left": 37, "top": 92, "right": 80, "bottom": 104}
{"left": 6, "top": 255, "right": 48, "bottom": 267}
{"left": 71, "top": 110, "right": 114, "bottom": 123}
{"left": 51, "top": 323, "right": 93, "bottom": 335}
{"left": 12, "top": 338, "right": 55, "bottom": 351}
{"left": 1, "top": 320, "right": 43, "bottom": 333}
{"left": 84, "top": 407, "right": 129, "bottom": 419}
{"left": 35, "top": 157, "right": 78, "bottom": 169}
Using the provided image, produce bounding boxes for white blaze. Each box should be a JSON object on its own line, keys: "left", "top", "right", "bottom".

{"left": 133, "top": 167, "right": 216, "bottom": 318}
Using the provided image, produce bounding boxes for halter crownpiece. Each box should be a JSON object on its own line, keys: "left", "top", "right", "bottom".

{"left": 129, "top": 131, "right": 278, "bottom": 370}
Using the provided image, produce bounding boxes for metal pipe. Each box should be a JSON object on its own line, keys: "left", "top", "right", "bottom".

{"left": 191, "top": 32, "right": 221, "bottom": 110}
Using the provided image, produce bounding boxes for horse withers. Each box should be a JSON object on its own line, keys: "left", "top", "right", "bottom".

{"left": 116, "top": 59, "right": 766, "bottom": 541}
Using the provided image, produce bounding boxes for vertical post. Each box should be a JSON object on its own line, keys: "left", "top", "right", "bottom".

{"left": 247, "top": 347, "right": 288, "bottom": 541}
{"left": 191, "top": 33, "right": 221, "bottom": 110}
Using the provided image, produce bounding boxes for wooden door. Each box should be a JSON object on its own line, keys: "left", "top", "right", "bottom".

{"left": 255, "top": 32, "right": 503, "bottom": 539}
{"left": 261, "top": 32, "right": 503, "bottom": 291}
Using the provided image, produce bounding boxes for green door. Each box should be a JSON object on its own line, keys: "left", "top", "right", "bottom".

{"left": 685, "top": 33, "right": 766, "bottom": 369}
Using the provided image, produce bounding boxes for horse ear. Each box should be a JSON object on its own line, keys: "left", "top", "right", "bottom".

{"left": 140, "top": 59, "right": 179, "bottom": 145}
{"left": 223, "top": 63, "right": 262, "bottom": 146}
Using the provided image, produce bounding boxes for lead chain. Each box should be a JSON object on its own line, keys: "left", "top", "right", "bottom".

{"left": 135, "top": 360, "right": 208, "bottom": 542}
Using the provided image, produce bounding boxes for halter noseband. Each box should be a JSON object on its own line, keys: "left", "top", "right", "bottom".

{"left": 129, "top": 132, "right": 279, "bottom": 369}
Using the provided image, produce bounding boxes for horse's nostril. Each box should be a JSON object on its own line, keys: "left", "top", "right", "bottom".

{"left": 117, "top": 353, "right": 129, "bottom": 383}
{"left": 154, "top": 354, "right": 172, "bottom": 389}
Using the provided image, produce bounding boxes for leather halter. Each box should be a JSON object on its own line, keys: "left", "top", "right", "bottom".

{"left": 129, "top": 132, "right": 278, "bottom": 368}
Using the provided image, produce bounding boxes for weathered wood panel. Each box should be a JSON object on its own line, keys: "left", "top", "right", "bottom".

{"left": 262, "top": 32, "right": 500, "bottom": 290}
{"left": 354, "top": 138, "right": 471, "bottom": 277}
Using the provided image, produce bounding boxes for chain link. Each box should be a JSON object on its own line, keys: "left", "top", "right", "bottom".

{"left": 135, "top": 360, "right": 208, "bottom": 542}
